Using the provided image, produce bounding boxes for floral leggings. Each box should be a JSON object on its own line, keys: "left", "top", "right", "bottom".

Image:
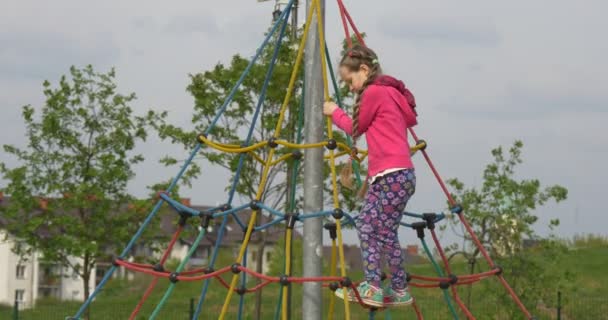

{"left": 355, "top": 169, "right": 416, "bottom": 290}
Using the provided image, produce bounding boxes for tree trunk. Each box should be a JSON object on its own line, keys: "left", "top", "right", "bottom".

{"left": 466, "top": 258, "right": 476, "bottom": 309}
{"left": 83, "top": 252, "right": 91, "bottom": 320}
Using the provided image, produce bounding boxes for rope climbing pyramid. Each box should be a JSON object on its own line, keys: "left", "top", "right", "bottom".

{"left": 70, "top": 0, "right": 536, "bottom": 319}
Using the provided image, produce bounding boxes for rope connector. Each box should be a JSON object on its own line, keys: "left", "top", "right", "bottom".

{"left": 200, "top": 212, "right": 213, "bottom": 229}
{"left": 324, "top": 223, "right": 337, "bottom": 240}
{"left": 326, "top": 139, "right": 337, "bottom": 150}
{"left": 439, "top": 281, "right": 450, "bottom": 290}
{"left": 203, "top": 267, "right": 215, "bottom": 274}
{"left": 292, "top": 151, "right": 303, "bottom": 160}
{"left": 422, "top": 213, "right": 437, "bottom": 230}
{"left": 196, "top": 133, "right": 207, "bottom": 144}
{"left": 340, "top": 277, "right": 352, "bottom": 288}
{"left": 329, "top": 282, "right": 339, "bottom": 292}
{"left": 268, "top": 137, "right": 278, "bottom": 148}
{"left": 279, "top": 275, "right": 290, "bottom": 286}
{"left": 285, "top": 213, "right": 299, "bottom": 229}
{"left": 411, "top": 221, "right": 427, "bottom": 239}
{"left": 112, "top": 257, "right": 123, "bottom": 267}
{"left": 231, "top": 263, "right": 242, "bottom": 274}
{"left": 178, "top": 213, "right": 189, "bottom": 227}
{"left": 153, "top": 263, "right": 165, "bottom": 273}
{"left": 416, "top": 139, "right": 427, "bottom": 151}
{"left": 236, "top": 286, "right": 247, "bottom": 296}
{"left": 169, "top": 272, "right": 180, "bottom": 283}
{"left": 495, "top": 265, "right": 503, "bottom": 276}
{"left": 449, "top": 274, "right": 458, "bottom": 285}
{"left": 332, "top": 208, "right": 344, "bottom": 220}
{"left": 406, "top": 272, "right": 412, "bottom": 283}
{"left": 451, "top": 204, "right": 463, "bottom": 215}
{"left": 221, "top": 203, "right": 232, "bottom": 212}
{"left": 250, "top": 201, "right": 261, "bottom": 211}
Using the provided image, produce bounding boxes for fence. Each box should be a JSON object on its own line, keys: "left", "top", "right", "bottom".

{"left": 2, "top": 292, "right": 607, "bottom": 320}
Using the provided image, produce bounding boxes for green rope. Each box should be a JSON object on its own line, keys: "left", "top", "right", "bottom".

{"left": 420, "top": 238, "right": 459, "bottom": 319}
{"left": 325, "top": 44, "right": 363, "bottom": 188}
{"left": 149, "top": 227, "right": 207, "bottom": 319}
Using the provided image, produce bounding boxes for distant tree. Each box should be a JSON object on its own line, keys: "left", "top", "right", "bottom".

{"left": 0, "top": 65, "right": 164, "bottom": 306}
{"left": 445, "top": 140, "right": 570, "bottom": 313}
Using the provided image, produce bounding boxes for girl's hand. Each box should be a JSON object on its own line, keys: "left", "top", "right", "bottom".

{"left": 323, "top": 101, "right": 338, "bottom": 116}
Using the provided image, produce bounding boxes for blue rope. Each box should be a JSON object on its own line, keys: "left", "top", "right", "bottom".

{"left": 192, "top": 215, "right": 229, "bottom": 319}
{"left": 204, "top": 0, "right": 295, "bottom": 135}
{"left": 257, "top": 202, "right": 287, "bottom": 218}
{"left": 193, "top": 4, "right": 292, "bottom": 318}
{"left": 159, "top": 193, "right": 202, "bottom": 216}
{"left": 298, "top": 210, "right": 333, "bottom": 220}
{"left": 226, "top": 2, "right": 292, "bottom": 205}
{"left": 212, "top": 204, "right": 252, "bottom": 218}
{"left": 71, "top": 144, "right": 202, "bottom": 319}
{"left": 403, "top": 211, "right": 446, "bottom": 220}
{"left": 369, "top": 310, "right": 376, "bottom": 320}
{"left": 231, "top": 211, "right": 247, "bottom": 230}
{"left": 255, "top": 217, "right": 286, "bottom": 232}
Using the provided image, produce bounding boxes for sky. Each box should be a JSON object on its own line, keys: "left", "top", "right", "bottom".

{"left": 1, "top": 0, "right": 606, "bottom": 248}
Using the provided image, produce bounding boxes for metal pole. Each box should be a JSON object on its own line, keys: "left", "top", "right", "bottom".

{"left": 302, "top": 0, "right": 324, "bottom": 319}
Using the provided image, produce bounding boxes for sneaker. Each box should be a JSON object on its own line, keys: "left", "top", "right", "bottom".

{"left": 336, "top": 282, "right": 384, "bottom": 307}
{"left": 383, "top": 286, "right": 414, "bottom": 307}
{"left": 334, "top": 286, "right": 356, "bottom": 302}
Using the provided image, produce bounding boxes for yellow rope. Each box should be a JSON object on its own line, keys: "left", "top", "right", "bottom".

{"left": 275, "top": 140, "right": 328, "bottom": 149}
{"left": 216, "top": 0, "right": 428, "bottom": 318}
{"left": 248, "top": 151, "right": 266, "bottom": 165}
{"left": 313, "top": 0, "right": 351, "bottom": 317}
{"left": 327, "top": 238, "right": 338, "bottom": 320}
{"left": 281, "top": 228, "right": 293, "bottom": 320}
{"left": 218, "top": 3, "right": 316, "bottom": 318}
{"left": 198, "top": 135, "right": 268, "bottom": 153}
{"left": 270, "top": 153, "right": 293, "bottom": 166}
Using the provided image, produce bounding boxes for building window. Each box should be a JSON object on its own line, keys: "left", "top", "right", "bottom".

{"left": 266, "top": 252, "right": 272, "bottom": 262}
{"left": 15, "top": 289, "right": 25, "bottom": 302}
{"left": 16, "top": 265, "right": 26, "bottom": 279}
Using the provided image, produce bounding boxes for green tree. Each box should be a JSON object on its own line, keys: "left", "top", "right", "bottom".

{"left": 445, "top": 140, "right": 569, "bottom": 314}
{"left": 0, "top": 65, "right": 163, "bottom": 304}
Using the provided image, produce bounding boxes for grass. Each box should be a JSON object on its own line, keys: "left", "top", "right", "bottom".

{"left": 2, "top": 245, "right": 607, "bottom": 320}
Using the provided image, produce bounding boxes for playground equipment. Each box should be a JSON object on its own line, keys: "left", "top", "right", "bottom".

{"left": 70, "top": 0, "right": 536, "bottom": 319}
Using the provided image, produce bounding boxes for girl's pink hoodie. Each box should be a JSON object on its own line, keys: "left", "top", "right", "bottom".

{"left": 331, "top": 75, "right": 418, "bottom": 182}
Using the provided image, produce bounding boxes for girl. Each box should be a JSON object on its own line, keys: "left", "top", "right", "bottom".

{"left": 323, "top": 45, "right": 418, "bottom": 308}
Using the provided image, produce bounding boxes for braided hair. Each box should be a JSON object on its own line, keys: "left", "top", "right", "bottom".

{"left": 340, "top": 45, "right": 382, "bottom": 146}
{"left": 339, "top": 45, "right": 382, "bottom": 195}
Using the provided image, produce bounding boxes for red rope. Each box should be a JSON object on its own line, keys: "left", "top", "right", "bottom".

{"left": 129, "top": 225, "right": 184, "bottom": 320}
{"left": 497, "top": 275, "right": 533, "bottom": 319}
{"left": 430, "top": 229, "right": 474, "bottom": 319}
{"left": 412, "top": 299, "right": 424, "bottom": 320}
{"left": 336, "top": 0, "right": 352, "bottom": 48}
{"left": 336, "top": 0, "right": 365, "bottom": 46}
